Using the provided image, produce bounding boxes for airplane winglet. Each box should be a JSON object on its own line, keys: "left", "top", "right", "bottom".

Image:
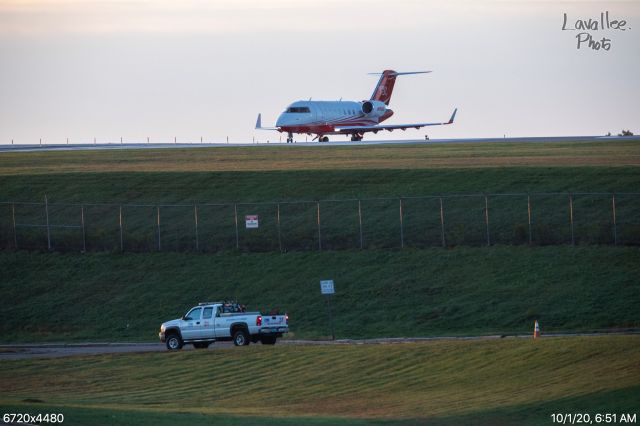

{"left": 255, "top": 113, "right": 279, "bottom": 131}
{"left": 448, "top": 108, "right": 458, "bottom": 124}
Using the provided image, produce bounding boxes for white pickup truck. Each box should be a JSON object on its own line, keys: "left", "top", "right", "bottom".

{"left": 159, "top": 301, "right": 289, "bottom": 350}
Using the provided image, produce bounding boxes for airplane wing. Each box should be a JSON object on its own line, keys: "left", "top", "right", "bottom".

{"left": 335, "top": 108, "right": 457, "bottom": 134}
{"left": 255, "top": 113, "right": 279, "bottom": 131}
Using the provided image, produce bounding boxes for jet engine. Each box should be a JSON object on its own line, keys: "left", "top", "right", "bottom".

{"left": 361, "top": 100, "right": 387, "bottom": 117}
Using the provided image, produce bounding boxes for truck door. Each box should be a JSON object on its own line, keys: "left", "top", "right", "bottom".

{"left": 181, "top": 307, "right": 202, "bottom": 340}
{"left": 199, "top": 306, "right": 215, "bottom": 339}
{"left": 214, "top": 306, "right": 231, "bottom": 338}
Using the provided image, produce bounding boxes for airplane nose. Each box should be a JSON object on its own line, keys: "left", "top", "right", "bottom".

{"left": 276, "top": 114, "right": 286, "bottom": 127}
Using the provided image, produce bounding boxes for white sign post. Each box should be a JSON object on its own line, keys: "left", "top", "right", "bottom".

{"left": 245, "top": 215, "right": 259, "bottom": 229}
{"left": 320, "top": 280, "right": 336, "bottom": 340}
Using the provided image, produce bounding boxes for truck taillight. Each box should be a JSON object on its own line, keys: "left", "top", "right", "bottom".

{"left": 285, "top": 314, "right": 289, "bottom": 325}
{"left": 256, "top": 315, "right": 262, "bottom": 326}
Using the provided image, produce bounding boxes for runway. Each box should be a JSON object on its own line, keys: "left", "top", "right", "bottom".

{"left": 1, "top": 135, "right": 638, "bottom": 153}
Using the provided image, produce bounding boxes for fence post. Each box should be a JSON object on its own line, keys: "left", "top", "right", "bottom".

{"left": 439, "top": 197, "right": 446, "bottom": 247}
{"left": 358, "top": 200, "right": 363, "bottom": 249}
{"left": 527, "top": 195, "right": 532, "bottom": 245}
{"left": 194, "top": 204, "right": 199, "bottom": 251}
{"left": 569, "top": 193, "right": 575, "bottom": 246}
{"left": 276, "top": 203, "right": 282, "bottom": 253}
{"left": 44, "top": 195, "right": 52, "bottom": 250}
{"left": 119, "top": 205, "right": 124, "bottom": 252}
{"left": 11, "top": 203, "right": 17, "bottom": 249}
{"left": 484, "top": 195, "right": 490, "bottom": 246}
{"left": 317, "top": 201, "right": 322, "bottom": 251}
{"left": 156, "top": 206, "right": 161, "bottom": 251}
{"left": 399, "top": 198, "right": 404, "bottom": 249}
{"left": 234, "top": 204, "right": 239, "bottom": 250}
{"left": 612, "top": 194, "right": 617, "bottom": 246}
{"left": 81, "top": 205, "right": 86, "bottom": 253}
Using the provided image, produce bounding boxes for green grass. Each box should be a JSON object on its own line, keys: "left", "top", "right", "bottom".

{"left": 1, "top": 139, "right": 639, "bottom": 202}
{"left": 1, "top": 140, "right": 640, "bottom": 175}
{"left": 1, "top": 168, "right": 639, "bottom": 251}
{"left": 2, "top": 336, "right": 639, "bottom": 424}
{"left": 1, "top": 247, "right": 638, "bottom": 342}
{"left": 1, "top": 140, "right": 639, "bottom": 424}
{"left": 1, "top": 168, "right": 639, "bottom": 204}
{"left": 2, "top": 142, "right": 639, "bottom": 251}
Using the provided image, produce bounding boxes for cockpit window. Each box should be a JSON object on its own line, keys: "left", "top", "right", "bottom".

{"left": 286, "top": 107, "right": 311, "bottom": 113}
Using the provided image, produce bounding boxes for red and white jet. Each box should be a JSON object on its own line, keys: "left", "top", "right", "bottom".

{"left": 255, "top": 69, "right": 456, "bottom": 142}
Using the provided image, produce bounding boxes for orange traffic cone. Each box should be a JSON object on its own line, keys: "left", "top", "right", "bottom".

{"left": 533, "top": 320, "right": 541, "bottom": 339}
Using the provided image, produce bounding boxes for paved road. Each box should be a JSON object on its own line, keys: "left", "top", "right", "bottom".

{"left": 2, "top": 332, "right": 638, "bottom": 360}
{"left": 2, "top": 135, "right": 638, "bottom": 153}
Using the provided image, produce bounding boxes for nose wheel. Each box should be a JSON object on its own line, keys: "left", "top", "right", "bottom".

{"left": 350, "top": 134, "right": 363, "bottom": 141}
{"left": 286, "top": 132, "right": 293, "bottom": 143}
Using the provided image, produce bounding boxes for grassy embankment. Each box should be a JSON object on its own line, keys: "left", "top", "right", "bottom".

{"left": 1, "top": 336, "right": 639, "bottom": 425}
{"left": 2, "top": 139, "right": 640, "bottom": 176}
{"left": 0, "top": 141, "right": 639, "bottom": 341}
{"left": 1, "top": 140, "right": 640, "bottom": 203}
{"left": 1, "top": 143, "right": 639, "bottom": 251}
{"left": 1, "top": 247, "right": 639, "bottom": 342}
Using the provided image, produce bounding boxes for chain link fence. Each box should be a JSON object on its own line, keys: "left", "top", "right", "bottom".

{"left": 1, "top": 193, "right": 639, "bottom": 253}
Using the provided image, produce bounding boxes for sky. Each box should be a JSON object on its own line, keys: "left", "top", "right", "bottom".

{"left": 0, "top": 0, "right": 638, "bottom": 144}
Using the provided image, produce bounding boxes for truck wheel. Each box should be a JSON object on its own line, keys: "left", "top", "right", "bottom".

{"left": 233, "top": 329, "right": 250, "bottom": 346}
{"left": 166, "top": 333, "right": 183, "bottom": 351}
{"left": 260, "top": 336, "right": 277, "bottom": 345}
{"left": 193, "top": 342, "right": 210, "bottom": 349}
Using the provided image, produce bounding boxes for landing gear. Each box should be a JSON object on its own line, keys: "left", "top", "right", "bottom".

{"left": 320, "top": 136, "right": 329, "bottom": 142}
{"left": 286, "top": 132, "right": 293, "bottom": 143}
{"left": 350, "top": 134, "right": 363, "bottom": 141}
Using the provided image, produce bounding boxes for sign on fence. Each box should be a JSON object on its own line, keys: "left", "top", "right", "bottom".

{"left": 245, "top": 215, "right": 259, "bottom": 229}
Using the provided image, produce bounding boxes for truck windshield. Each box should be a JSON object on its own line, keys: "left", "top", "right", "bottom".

{"left": 185, "top": 307, "right": 202, "bottom": 320}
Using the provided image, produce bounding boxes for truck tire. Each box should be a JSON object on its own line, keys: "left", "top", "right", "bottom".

{"left": 260, "top": 336, "right": 277, "bottom": 345}
{"left": 166, "top": 333, "right": 183, "bottom": 351}
{"left": 193, "top": 342, "right": 210, "bottom": 349}
{"left": 233, "top": 329, "right": 250, "bottom": 346}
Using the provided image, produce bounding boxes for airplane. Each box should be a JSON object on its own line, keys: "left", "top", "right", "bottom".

{"left": 255, "top": 69, "right": 457, "bottom": 143}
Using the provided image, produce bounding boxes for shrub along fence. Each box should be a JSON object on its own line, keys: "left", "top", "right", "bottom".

{"left": 1, "top": 192, "right": 639, "bottom": 253}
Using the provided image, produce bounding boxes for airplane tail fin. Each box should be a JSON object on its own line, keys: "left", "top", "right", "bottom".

{"left": 369, "top": 70, "right": 431, "bottom": 105}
